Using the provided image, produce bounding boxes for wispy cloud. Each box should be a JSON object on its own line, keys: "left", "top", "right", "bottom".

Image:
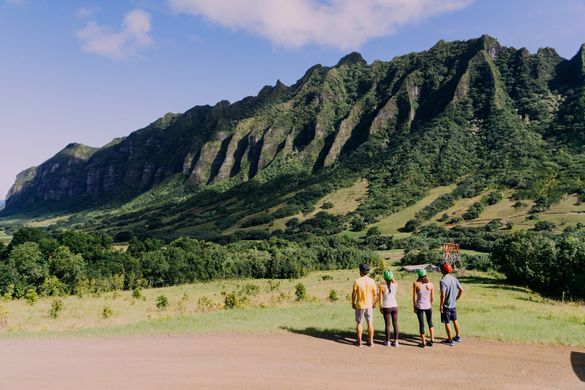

{"left": 76, "top": 8, "right": 153, "bottom": 60}
{"left": 167, "top": 0, "right": 473, "bottom": 50}
{"left": 75, "top": 6, "right": 100, "bottom": 19}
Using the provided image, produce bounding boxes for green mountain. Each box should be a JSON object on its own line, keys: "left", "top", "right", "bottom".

{"left": 3, "top": 36, "right": 585, "bottom": 239}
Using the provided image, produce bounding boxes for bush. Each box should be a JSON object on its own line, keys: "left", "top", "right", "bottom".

{"left": 321, "top": 201, "right": 334, "bottom": 209}
{"left": 102, "top": 306, "right": 113, "bottom": 319}
{"left": 223, "top": 292, "right": 247, "bottom": 309}
{"left": 295, "top": 283, "right": 307, "bottom": 301}
{"left": 533, "top": 221, "right": 556, "bottom": 231}
{"left": 49, "top": 299, "right": 64, "bottom": 319}
{"left": 132, "top": 287, "right": 143, "bottom": 299}
{"left": 328, "top": 289, "right": 339, "bottom": 302}
{"left": 492, "top": 231, "right": 585, "bottom": 298}
{"left": 240, "top": 284, "right": 260, "bottom": 296}
{"left": 462, "top": 254, "right": 493, "bottom": 271}
{"left": 156, "top": 295, "right": 169, "bottom": 310}
{"left": 24, "top": 288, "right": 38, "bottom": 305}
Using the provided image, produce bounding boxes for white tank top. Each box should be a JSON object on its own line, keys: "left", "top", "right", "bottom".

{"left": 381, "top": 282, "right": 398, "bottom": 308}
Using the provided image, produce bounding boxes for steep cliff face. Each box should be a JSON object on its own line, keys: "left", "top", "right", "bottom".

{"left": 4, "top": 36, "right": 585, "bottom": 214}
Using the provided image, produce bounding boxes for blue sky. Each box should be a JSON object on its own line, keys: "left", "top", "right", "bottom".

{"left": 1, "top": 0, "right": 585, "bottom": 198}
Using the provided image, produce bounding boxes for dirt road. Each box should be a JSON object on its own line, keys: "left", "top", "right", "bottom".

{"left": 1, "top": 332, "right": 583, "bottom": 389}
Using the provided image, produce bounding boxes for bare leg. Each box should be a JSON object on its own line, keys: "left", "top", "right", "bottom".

{"left": 356, "top": 323, "right": 363, "bottom": 346}
{"left": 453, "top": 319, "right": 461, "bottom": 337}
{"left": 367, "top": 321, "right": 374, "bottom": 346}
{"left": 445, "top": 323, "right": 453, "bottom": 341}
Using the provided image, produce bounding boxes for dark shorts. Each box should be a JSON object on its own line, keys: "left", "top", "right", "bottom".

{"left": 441, "top": 307, "right": 457, "bottom": 324}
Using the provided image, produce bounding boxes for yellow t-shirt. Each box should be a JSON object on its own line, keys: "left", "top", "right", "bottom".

{"left": 352, "top": 276, "right": 377, "bottom": 309}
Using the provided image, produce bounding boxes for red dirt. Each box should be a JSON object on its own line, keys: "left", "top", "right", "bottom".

{"left": 0, "top": 333, "right": 583, "bottom": 389}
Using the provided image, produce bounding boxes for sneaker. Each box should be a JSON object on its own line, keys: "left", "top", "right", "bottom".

{"left": 383, "top": 340, "right": 390, "bottom": 347}
{"left": 391, "top": 341, "right": 399, "bottom": 348}
{"left": 419, "top": 342, "right": 426, "bottom": 348}
{"left": 426, "top": 340, "right": 434, "bottom": 347}
{"left": 453, "top": 336, "right": 462, "bottom": 343}
{"left": 440, "top": 339, "right": 455, "bottom": 347}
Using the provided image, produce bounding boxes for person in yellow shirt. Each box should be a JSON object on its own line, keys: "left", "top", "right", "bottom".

{"left": 352, "top": 263, "right": 377, "bottom": 347}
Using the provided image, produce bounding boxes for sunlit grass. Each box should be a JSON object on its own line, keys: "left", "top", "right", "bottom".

{"left": 1, "top": 269, "right": 583, "bottom": 346}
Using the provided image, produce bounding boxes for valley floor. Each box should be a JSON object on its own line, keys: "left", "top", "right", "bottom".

{"left": 0, "top": 333, "right": 583, "bottom": 389}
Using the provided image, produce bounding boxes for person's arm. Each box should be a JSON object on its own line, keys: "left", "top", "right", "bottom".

{"left": 440, "top": 290, "right": 446, "bottom": 313}
{"left": 372, "top": 282, "right": 377, "bottom": 309}
{"left": 352, "top": 283, "right": 357, "bottom": 309}
{"left": 412, "top": 282, "right": 417, "bottom": 313}
{"left": 430, "top": 283, "right": 434, "bottom": 305}
{"left": 378, "top": 284, "right": 384, "bottom": 312}
{"left": 456, "top": 285, "right": 464, "bottom": 301}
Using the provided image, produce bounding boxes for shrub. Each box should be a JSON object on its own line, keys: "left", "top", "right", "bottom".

{"left": 240, "top": 284, "right": 260, "bottom": 296}
{"left": 294, "top": 283, "right": 307, "bottom": 301}
{"left": 533, "top": 221, "right": 556, "bottom": 231}
{"left": 321, "top": 201, "right": 334, "bottom": 209}
{"left": 224, "top": 292, "right": 247, "bottom": 309}
{"left": 156, "top": 295, "right": 169, "bottom": 310}
{"left": 49, "top": 299, "right": 64, "bottom": 319}
{"left": 197, "top": 296, "right": 220, "bottom": 312}
{"left": 24, "top": 288, "right": 38, "bottom": 305}
{"left": 102, "top": 306, "right": 113, "bottom": 319}
{"left": 328, "top": 289, "right": 339, "bottom": 302}
{"left": 132, "top": 287, "right": 143, "bottom": 299}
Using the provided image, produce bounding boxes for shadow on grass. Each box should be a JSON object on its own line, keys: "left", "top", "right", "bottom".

{"left": 281, "top": 326, "right": 429, "bottom": 348}
{"left": 458, "top": 275, "right": 505, "bottom": 285}
{"left": 571, "top": 351, "right": 585, "bottom": 382}
{"left": 483, "top": 285, "right": 531, "bottom": 293}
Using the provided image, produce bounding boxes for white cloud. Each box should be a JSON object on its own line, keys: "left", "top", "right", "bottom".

{"left": 76, "top": 9, "right": 153, "bottom": 60}
{"left": 167, "top": 0, "right": 473, "bottom": 50}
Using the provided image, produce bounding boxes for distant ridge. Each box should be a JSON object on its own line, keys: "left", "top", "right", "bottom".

{"left": 2, "top": 36, "right": 584, "bottom": 239}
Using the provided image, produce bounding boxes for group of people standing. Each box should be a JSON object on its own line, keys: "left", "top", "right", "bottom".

{"left": 351, "top": 262, "right": 463, "bottom": 348}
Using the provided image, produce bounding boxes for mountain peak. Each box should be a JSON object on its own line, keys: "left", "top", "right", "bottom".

{"left": 336, "top": 52, "right": 366, "bottom": 67}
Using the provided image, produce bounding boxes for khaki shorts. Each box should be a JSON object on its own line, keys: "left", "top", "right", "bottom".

{"left": 355, "top": 308, "right": 373, "bottom": 324}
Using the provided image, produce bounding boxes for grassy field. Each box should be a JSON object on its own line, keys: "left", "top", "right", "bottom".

{"left": 372, "top": 184, "right": 456, "bottom": 235}
{"left": 1, "top": 268, "right": 583, "bottom": 346}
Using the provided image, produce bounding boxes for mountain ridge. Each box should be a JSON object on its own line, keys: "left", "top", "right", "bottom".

{"left": 3, "top": 35, "right": 585, "bottom": 240}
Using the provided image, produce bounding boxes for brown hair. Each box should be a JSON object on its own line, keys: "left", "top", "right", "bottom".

{"left": 417, "top": 276, "right": 429, "bottom": 284}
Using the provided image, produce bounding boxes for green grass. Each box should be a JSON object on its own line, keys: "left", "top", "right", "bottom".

{"left": 1, "top": 269, "right": 584, "bottom": 346}
{"left": 372, "top": 184, "right": 456, "bottom": 234}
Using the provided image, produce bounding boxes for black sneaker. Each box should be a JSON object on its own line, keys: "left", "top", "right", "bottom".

{"left": 441, "top": 339, "right": 455, "bottom": 347}
{"left": 453, "top": 336, "right": 462, "bottom": 343}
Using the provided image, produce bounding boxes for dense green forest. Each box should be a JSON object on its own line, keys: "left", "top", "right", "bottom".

{"left": 1, "top": 226, "right": 583, "bottom": 300}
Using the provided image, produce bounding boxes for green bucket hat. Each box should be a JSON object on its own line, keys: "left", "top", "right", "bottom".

{"left": 416, "top": 268, "right": 427, "bottom": 277}
{"left": 383, "top": 270, "right": 393, "bottom": 281}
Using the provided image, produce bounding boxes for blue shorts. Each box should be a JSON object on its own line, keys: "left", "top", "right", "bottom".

{"left": 441, "top": 307, "right": 457, "bottom": 324}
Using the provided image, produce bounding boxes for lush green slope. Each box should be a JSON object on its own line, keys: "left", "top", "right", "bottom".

{"left": 2, "top": 36, "right": 585, "bottom": 239}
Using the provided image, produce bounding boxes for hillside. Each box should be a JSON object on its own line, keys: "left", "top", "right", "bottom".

{"left": 2, "top": 36, "right": 585, "bottom": 239}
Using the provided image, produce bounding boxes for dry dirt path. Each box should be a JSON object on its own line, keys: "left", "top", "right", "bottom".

{"left": 0, "top": 333, "right": 584, "bottom": 389}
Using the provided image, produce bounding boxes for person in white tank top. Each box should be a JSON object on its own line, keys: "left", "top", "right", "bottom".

{"left": 379, "top": 270, "right": 399, "bottom": 347}
{"left": 412, "top": 268, "right": 435, "bottom": 348}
